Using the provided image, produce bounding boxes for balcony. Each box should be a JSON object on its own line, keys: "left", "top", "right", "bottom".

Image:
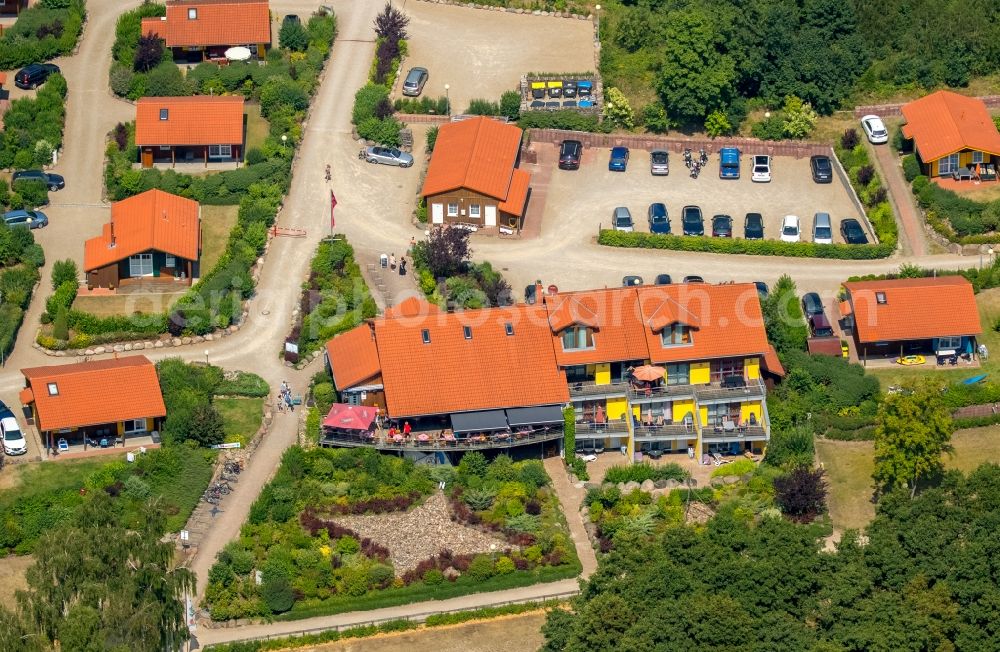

{"left": 568, "top": 380, "right": 628, "bottom": 399}
{"left": 574, "top": 421, "right": 630, "bottom": 437}
{"left": 627, "top": 383, "right": 696, "bottom": 403}
{"left": 694, "top": 378, "right": 766, "bottom": 404}
{"left": 319, "top": 426, "right": 563, "bottom": 452}
{"left": 701, "top": 425, "right": 768, "bottom": 443}
{"left": 633, "top": 424, "right": 697, "bottom": 440}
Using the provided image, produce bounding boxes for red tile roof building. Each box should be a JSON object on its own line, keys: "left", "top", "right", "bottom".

{"left": 135, "top": 96, "right": 245, "bottom": 168}
{"left": 142, "top": 0, "right": 271, "bottom": 54}
{"left": 843, "top": 276, "right": 982, "bottom": 363}
{"left": 84, "top": 189, "right": 200, "bottom": 289}
{"left": 421, "top": 117, "right": 531, "bottom": 231}
{"left": 901, "top": 91, "right": 1000, "bottom": 178}
{"left": 324, "top": 283, "right": 778, "bottom": 458}
{"left": 21, "top": 357, "right": 167, "bottom": 451}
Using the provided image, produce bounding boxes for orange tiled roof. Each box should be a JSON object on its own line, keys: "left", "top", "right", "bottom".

{"left": 637, "top": 284, "right": 770, "bottom": 364}
{"left": 325, "top": 323, "right": 381, "bottom": 390}
{"left": 498, "top": 168, "right": 531, "bottom": 216}
{"left": 762, "top": 345, "right": 785, "bottom": 377}
{"left": 844, "top": 276, "right": 982, "bottom": 344}
{"left": 142, "top": 0, "right": 271, "bottom": 48}
{"left": 421, "top": 117, "right": 527, "bottom": 203}
{"left": 384, "top": 296, "right": 440, "bottom": 319}
{"left": 901, "top": 91, "right": 1000, "bottom": 163}
{"left": 83, "top": 190, "right": 200, "bottom": 272}
{"left": 135, "top": 96, "right": 244, "bottom": 147}
{"left": 21, "top": 357, "right": 167, "bottom": 432}
{"left": 543, "top": 287, "right": 650, "bottom": 366}
{"left": 373, "top": 302, "right": 568, "bottom": 417}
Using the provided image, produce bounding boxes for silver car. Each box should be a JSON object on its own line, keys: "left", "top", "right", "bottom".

{"left": 364, "top": 146, "right": 414, "bottom": 168}
{"left": 401, "top": 67, "right": 428, "bottom": 96}
{"left": 650, "top": 149, "right": 669, "bottom": 176}
{"left": 613, "top": 206, "right": 634, "bottom": 232}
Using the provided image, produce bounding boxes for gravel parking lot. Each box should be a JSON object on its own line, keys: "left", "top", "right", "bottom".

{"left": 538, "top": 144, "right": 870, "bottom": 244}
{"left": 401, "top": 4, "right": 594, "bottom": 112}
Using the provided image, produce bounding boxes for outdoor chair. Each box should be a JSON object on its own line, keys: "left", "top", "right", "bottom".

{"left": 57, "top": 438, "right": 69, "bottom": 451}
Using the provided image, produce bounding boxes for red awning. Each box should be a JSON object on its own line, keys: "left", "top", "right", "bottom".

{"left": 322, "top": 403, "right": 378, "bottom": 431}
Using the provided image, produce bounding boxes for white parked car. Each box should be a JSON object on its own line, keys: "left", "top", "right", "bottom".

{"left": 751, "top": 155, "right": 771, "bottom": 182}
{"left": 780, "top": 215, "right": 801, "bottom": 243}
{"left": 860, "top": 114, "right": 888, "bottom": 144}
{"left": 1, "top": 411, "right": 26, "bottom": 456}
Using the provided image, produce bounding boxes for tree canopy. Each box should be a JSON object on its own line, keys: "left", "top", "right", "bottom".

{"left": 1, "top": 495, "right": 193, "bottom": 651}
{"left": 544, "top": 464, "right": 1000, "bottom": 651}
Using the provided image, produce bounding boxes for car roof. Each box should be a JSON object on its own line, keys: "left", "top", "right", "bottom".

{"left": 611, "top": 146, "right": 628, "bottom": 153}
{"left": 713, "top": 214, "right": 731, "bottom": 221}
{"left": 1, "top": 415, "right": 20, "bottom": 428}
{"left": 753, "top": 154, "right": 769, "bottom": 161}
{"left": 651, "top": 149, "right": 668, "bottom": 155}
{"left": 811, "top": 155, "right": 830, "bottom": 162}
{"left": 783, "top": 215, "right": 799, "bottom": 223}
{"left": 842, "top": 218, "right": 861, "bottom": 227}
{"left": 649, "top": 202, "right": 666, "bottom": 212}
{"left": 746, "top": 212, "right": 763, "bottom": 221}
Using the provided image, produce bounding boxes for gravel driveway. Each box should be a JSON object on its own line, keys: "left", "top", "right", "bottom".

{"left": 401, "top": 3, "right": 595, "bottom": 112}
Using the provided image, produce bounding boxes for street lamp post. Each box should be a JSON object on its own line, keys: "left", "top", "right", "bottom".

{"left": 595, "top": 5, "right": 601, "bottom": 42}
{"left": 280, "top": 134, "right": 288, "bottom": 150}
{"left": 444, "top": 84, "right": 450, "bottom": 117}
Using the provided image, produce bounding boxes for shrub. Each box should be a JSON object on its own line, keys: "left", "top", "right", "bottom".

{"left": 261, "top": 575, "right": 294, "bottom": 613}
{"left": 466, "top": 554, "right": 495, "bottom": 581}
{"left": 133, "top": 34, "right": 164, "bottom": 72}
{"left": 641, "top": 101, "right": 670, "bottom": 134}
{"left": 122, "top": 475, "right": 151, "bottom": 500}
{"left": 764, "top": 426, "right": 815, "bottom": 468}
{"left": 279, "top": 19, "right": 309, "bottom": 52}
{"left": 426, "top": 126, "right": 438, "bottom": 153}
{"left": 45, "top": 279, "right": 77, "bottom": 317}
{"left": 499, "top": 90, "right": 521, "bottom": 121}
{"left": 422, "top": 568, "right": 444, "bottom": 585}
{"left": 603, "top": 86, "right": 634, "bottom": 129}
{"left": 773, "top": 466, "right": 827, "bottom": 522}
{"left": 495, "top": 556, "right": 516, "bottom": 575}
{"left": 51, "top": 305, "right": 69, "bottom": 341}
{"left": 604, "top": 463, "right": 688, "bottom": 484}
{"left": 356, "top": 116, "right": 403, "bottom": 146}
{"left": 856, "top": 165, "right": 875, "bottom": 187}
{"left": 751, "top": 114, "right": 785, "bottom": 140}
{"left": 50, "top": 259, "right": 77, "bottom": 291}
{"left": 902, "top": 154, "right": 920, "bottom": 182}
{"left": 710, "top": 458, "right": 757, "bottom": 478}
{"left": 518, "top": 110, "right": 606, "bottom": 133}
{"left": 840, "top": 128, "right": 860, "bottom": 149}
{"left": 467, "top": 98, "right": 500, "bottom": 116}
{"left": 0, "top": 0, "right": 85, "bottom": 71}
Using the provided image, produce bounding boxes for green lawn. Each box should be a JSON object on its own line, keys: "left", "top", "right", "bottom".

{"left": 216, "top": 397, "right": 264, "bottom": 447}
{"left": 818, "top": 427, "right": 1000, "bottom": 534}
{"left": 200, "top": 204, "right": 239, "bottom": 274}
{"left": 245, "top": 103, "right": 269, "bottom": 152}
{"left": 869, "top": 288, "right": 1000, "bottom": 389}
{"left": 0, "top": 446, "right": 215, "bottom": 553}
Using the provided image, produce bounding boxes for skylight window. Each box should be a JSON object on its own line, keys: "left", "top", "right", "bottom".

{"left": 504, "top": 322, "right": 514, "bottom": 336}
{"left": 876, "top": 292, "right": 887, "bottom": 305}
{"left": 188, "top": 8, "right": 197, "bottom": 19}
{"left": 47, "top": 382, "right": 59, "bottom": 396}
{"left": 159, "top": 108, "right": 168, "bottom": 120}
{"left": 421, "top": 329, "right": 430, "bottom": 344}
{"left": 463, "top": 326, "right": 472, "bottom": 340}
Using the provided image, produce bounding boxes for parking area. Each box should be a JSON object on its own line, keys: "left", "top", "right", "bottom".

{"left": 401, "top": 3, "right": 595, "bottom": 112}
{"left": 537, "top": 143, "right": 870, "bottom": 244}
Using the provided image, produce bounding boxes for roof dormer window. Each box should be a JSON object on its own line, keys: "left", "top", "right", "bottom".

{"left": 561, "top": 326, "right": 594, "bottom": 351}
{"left": 421, "top": 329, "right": 430, "bottom": 344}
{"left": 660, "top": 323, "right": 693, "bottom": 347}
{"left": 188, "top": 8, "right": 197, "bottom": 19}
{"left": 504, "top": 322, "right": 514, "bottom": 336}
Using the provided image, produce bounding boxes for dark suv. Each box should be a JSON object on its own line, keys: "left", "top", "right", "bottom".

{"left": 682, "top": 206, "right": 704, "bottom": 236}
{"left": 558, "top": 140, "right": 582, "bottom": 170}
{"left": 744, "top": 213, "right": 764, "bottom": 239}
{"left": 15, "top": 63, "right": 60, "bottom": 90}
{"left": 810, "top": 155, "right": 833, "bottom": 183}
{"left": 12, "top": 169, "right": 64, "bottom": 191}
{"left": 711, "top": 215, "right": 733, "bottom": 238}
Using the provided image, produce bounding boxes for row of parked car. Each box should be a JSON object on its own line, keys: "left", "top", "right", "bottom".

{"left": 611, "top": 203, "right": 869, "bottom": 244}
{"left": 2, "top": 169, "right": 65, "bottom": 229}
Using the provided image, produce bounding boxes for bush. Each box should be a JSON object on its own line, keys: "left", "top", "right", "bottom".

{"left": 0, "top": 0, "right": 85, "bottom": 71}
{"left": 598, "top": 230, "right": 893, "bottom": 259}
{"left": 0, "top": 74, "right": 67, "bottom": 175}
{"left": 902, "top": 153, "right": 921, "bottom": 182}
{"left": 466, "top": 555, "right": 495, "bottom": 581}
{"left": 422, "top": 568, "right": 444, "bottom": 585}
{"left": 604, "top": 463, "right": 688, "bottom": 484}
{"left": 499, "top": 90, "right": 521, "bottom": 121}
{"left": 45, "top": 279, "right": 77, "bottom": 317}
{"left": 710, "top": 458, "right": 757, "bottom": 478}
{"left": 426, "top": 127, "right": 438, "bottom": 153}
{"left": 467, "top": 98, "right": 499, "bottom": 116}
{"left": 51, "top": 304, "right": 69, "bottom": 341}
{"left": 773, "top": 466, "right": 827, "bottom": 522}
{"left": 50, "top": 258, "right": 78, "bottom": 290}
{"left": 840, "top": 128, "right": 859, "bottom": 150}
{"left": 356, "top": 116, "right": 403, "bottom": 146}
{"left": 518, "top": 110, "right": 607, "bottom": 133}
{"left": 279, "top": 19, "right": 309, "bottom": 52}
{"left": 393, "top": 96, "right": 448, "bottom": 115}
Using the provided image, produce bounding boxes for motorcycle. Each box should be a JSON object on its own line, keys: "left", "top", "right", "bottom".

{"left": 690, "top": 161, "right": 701, "bottom": 178}
{"left": 698, "top": 148, "right": 708, "bottom": 166}
{"left": 683, "top": 148, "right": 693, "bottom": 168}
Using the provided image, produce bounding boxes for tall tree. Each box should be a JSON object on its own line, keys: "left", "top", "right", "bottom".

{"left": 16, "top": 495, "right": 194, "bottom": 651}
{"left": 873, "top": 381, "right": 954, "bottom": 497}
{"left": 655, "top": 9, "right": 735, "bottom": 125}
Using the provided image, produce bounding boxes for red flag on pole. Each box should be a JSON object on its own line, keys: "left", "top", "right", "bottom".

{"left": 330, "top": 189, "right": 337, "bottom": 230}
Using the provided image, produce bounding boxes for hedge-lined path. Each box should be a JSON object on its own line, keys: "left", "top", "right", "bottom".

{"left": 870, "top": 141, "right": 928, "bottom": 256}
{"left": 543, "top": 456, "right": 598, "bottom": 578}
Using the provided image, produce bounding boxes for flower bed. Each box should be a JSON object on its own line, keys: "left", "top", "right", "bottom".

{"left": 205, "top": 448, "right": 580, "bottom": 621}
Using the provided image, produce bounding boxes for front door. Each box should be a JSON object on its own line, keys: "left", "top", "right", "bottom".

{"left": 485, "top": 205, "right": 497, "bottom": 226}
{"left": 141, "top": 148, "right": 153, "bottom": 168}
{"left": 431, "top": 203, "right": 444, "bottom": 224}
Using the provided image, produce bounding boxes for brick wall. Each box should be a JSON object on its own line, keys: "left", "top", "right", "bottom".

{"left": 853, "top": 95, "right": 1000, "bottom": 118}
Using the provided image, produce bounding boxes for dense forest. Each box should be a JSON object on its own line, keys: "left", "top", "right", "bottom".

{"left": 604, "top": 0, "right": 1000, "bottom": 128}
{"left": 542, "top": 464, "right": 1000, "bottom": 651}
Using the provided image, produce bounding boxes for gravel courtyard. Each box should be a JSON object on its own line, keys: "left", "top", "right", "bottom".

{"left": 330, "top": 492, "right": 511, "bottom": 574}
{"left": 401, "top": 3, "right": 595, "bottom": 112}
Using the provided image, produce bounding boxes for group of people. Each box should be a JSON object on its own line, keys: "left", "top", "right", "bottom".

{"left": 277, "top": 381, "right": 294, "bottom": 412}
{"left": 388, "top": 253, "right": 407, "bottom": 276}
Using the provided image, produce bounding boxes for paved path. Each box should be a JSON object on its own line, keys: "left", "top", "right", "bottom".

{"left": 194, "top": 578, "right": 579, "bottom": 647}
{"left": 544, "top": 456, "right": 598, "bottom": 578}
{"left": 871, "top": 142, "right": 927, "bottom": 256}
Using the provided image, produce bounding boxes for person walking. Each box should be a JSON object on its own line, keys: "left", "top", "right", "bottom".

{"left": 325, "top": 163, "right": 331, "bottom": 181}
{"left": 389, "top": 253, "right": 396, "bottom": 270}
{"left": 398, "top": 256, "right": 406, "bottom": 276}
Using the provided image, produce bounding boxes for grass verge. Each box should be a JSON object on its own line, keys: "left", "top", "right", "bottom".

{"left": 200, "top": 204, "right": 240, "bottom": 274}
{"left": 216, "top": 397, "right": 264, "bottom": 447}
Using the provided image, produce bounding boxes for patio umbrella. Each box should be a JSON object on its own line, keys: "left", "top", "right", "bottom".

{"left": 632, "top": 365, "right": 666, "bottom": 382}
{"left": 224, "top": 46, "right": 252, "bottom": 62}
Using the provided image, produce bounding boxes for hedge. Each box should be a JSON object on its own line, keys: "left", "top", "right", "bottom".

{"left": 0, "top": 0, "right": 85, "bottom": 71}
{"left": 0, "top": 72, "right": 68, "bottom": 172}
{"left": 910, "top": 174, "right": 999, "bottom": 239}
{"left": 833, "top": 140, "right": 897, "bottom": 249}
{"left": 597, "top": 230, "right": 894, "bottom": 259}
{"left": 393, "top": 96, "right": 448, "bottom": 115}
{"left": 902, "top": 153, "right": 920, "bottom": 182}
{"left": 518, "top": 109, "right": 607, "bottom": 132}
{"left": 0, "top": 222, "right": 43, "bottom": 359}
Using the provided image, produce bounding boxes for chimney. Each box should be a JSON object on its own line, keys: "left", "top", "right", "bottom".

{"left": 162, "top": 209, "right": 168, "bottom": 221}
{"left": 109, "top": 215, "right": 116, "bottom": 248}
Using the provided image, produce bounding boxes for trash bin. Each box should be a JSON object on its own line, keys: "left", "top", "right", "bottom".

{"left": 379, "top": 253, "right": 388, "bottom": 268}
